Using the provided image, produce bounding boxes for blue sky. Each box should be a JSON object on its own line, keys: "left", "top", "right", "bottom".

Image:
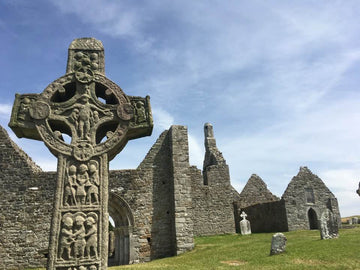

{"left": 1, "top": 0, "right": 360, "bottom": 217}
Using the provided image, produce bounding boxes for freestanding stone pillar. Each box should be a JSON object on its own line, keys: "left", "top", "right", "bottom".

{"left": 9, "top": 38, "right": 153, "bottom": 270}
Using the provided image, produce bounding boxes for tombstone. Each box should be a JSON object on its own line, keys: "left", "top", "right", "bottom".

{"left": 320, "top": 209, "right": 339, "bottom": 239}
{"left": 8, "top": 38, "right": 153, "bottom": 270}
{"left": 240, "top": 211, "right": 251, "bottom": 235}
{"left": 352, "top": 217, "right": 358, "bottom": 225}
{"left": 348, "top": 218, "right": 353, "bottom": 225}
{"left": 270, "top": 233, "right": 287, "bottom": 255}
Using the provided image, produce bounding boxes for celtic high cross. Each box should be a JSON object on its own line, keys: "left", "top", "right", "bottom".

{"left": 9, "top": 38, "right": 153, "bottom": 270}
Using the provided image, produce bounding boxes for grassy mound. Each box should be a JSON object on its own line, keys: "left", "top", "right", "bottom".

{"left": 115, "top": 226, "right": 360, "bottom": 270}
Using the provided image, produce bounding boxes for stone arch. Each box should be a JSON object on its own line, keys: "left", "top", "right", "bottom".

{"left": 108, "top": 192, "right": 134, "bottom": 266}
{"left": 307, "top": 208, "right": 318, "bottom": 230}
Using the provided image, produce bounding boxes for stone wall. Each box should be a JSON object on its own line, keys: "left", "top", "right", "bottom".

{"left": 0, "top": 126, "right": 54, "bottom": 269}
{"left": 0, "top": 125, "right": 199, "bottom": 269}
{"left": 238, "top": 174, "right": 279, "bottom": 208}
{"left": 282, "top": 166, "right": 341, "bottom": 231}
{"left": 235, "top": 200, "right": 288, "bottom": 233}
{"left": 191, "top": 123, "right": 240, "bottom": 236}
{"left": 0, "top": 123, "right": 344, "bottom": 269}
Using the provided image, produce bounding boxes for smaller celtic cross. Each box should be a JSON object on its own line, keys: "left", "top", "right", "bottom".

{"left": 240, "top": 211, "right": 247, "bottom": 220}
{"left": 9, "top": 38, "right": 153, "bottom": 270}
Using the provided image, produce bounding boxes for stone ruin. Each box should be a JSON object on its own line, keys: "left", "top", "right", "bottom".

{"left": 235, "top": 167, "right": 341, "bottom": 233}
{"left": 0, "top": 37, "right": 342, "bottom": 269}
{"left": 0, "top": 120, "right": 239, "bottom": 268}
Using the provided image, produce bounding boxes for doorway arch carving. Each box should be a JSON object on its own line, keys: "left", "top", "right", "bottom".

{"left": 108, "top": 192, "right": 135, "bottom": 266}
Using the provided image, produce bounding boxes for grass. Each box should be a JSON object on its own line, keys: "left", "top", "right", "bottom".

{"left": 114, "top": 226, "right": 360, "bottom": 270}
{"left": 27, "top": 226, "right": 360, "bottom": 270}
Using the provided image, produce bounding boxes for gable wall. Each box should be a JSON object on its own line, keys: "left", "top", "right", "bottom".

{"left": 282, "top": 167, "right": 341, "bottom": 231}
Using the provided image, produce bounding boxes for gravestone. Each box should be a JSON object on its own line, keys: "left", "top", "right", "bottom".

{"left": 352, "top": 217, "right": 358, "bottom": 224}
{"left": 320, "top": 209, "right": 338, "bottom": 240}
{"left": 240, "top": 211, "right": 251, "bottom": 235}
{"left": 270, "top": 233, "right": 286, "bottom": 255}
{"left": 9, "top": 38, "right": 153, "bottom": 270}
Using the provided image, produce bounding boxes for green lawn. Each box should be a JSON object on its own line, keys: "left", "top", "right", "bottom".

{"left": 115, "top": 226, "right": 360, "bottom": 270}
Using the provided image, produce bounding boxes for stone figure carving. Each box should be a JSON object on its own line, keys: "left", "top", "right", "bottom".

{"left": 76, "top": 164, "right": 89, "bottom": 205}
{"left": 240, "top": 211, "right": 251, "bottom": 235}
{"left": 73, "top": 213, "right": 87, "bottom": 258}
{"left": 66, "top": 266, "right": 97, "bottom": 270}
{"left": 134, "top": 101, "right": 146, "bottom": 124}
{"left": 320, "top": 208, "right": 338, "bottom": 240}
{"left": 87, "top": 161, "right": 99, "bottom": 205}
{"left": 64, "top": 165, "right": 77, "bottom": 206}
{"left": 59, "top": 213, "right": 75, "bottom": 260}
{"left": 85, "top": 213, "right": 98, "bottom": 259}
{"left": 9, "top": 38, "right": 153, "bottom": 269}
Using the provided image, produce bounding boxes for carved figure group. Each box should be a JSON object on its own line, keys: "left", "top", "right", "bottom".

{"left": 64, "top": 161, "right": 99, "bottom": 206}
{"left": 58, "top": 212, "right": 98, "bottom": 260}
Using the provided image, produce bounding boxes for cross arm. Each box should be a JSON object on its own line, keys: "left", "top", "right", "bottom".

{"left": 127, "top": 95, "right": 153, "bottom": 140}
{"left": 8, "top": 93, "right": 42, "bottom": 140}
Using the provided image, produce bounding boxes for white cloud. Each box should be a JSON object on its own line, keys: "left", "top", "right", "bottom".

{"left": 319, "top": 169, "right": 360, "bottom": 217}
{"left": 20, "top": 0, "right": 360, "bottom": 217}
{"left": 152, "top": 107, "right": 174, "bottom": 131}
{"left": 188, "top": 133, "right": 203, "bottom": 168}
{"left": 0, "top": 104, "right": 12, "bottom": 118}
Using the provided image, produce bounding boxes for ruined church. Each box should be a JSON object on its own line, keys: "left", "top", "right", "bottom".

{"left": 0, "top": 38, "right": 341, "bottom": 269}
{"left": 0, "top": 122, "right": 341, "bottom": 269}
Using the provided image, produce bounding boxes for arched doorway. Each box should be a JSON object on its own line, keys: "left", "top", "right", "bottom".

{"left": 108, "top": 193, "right": 134, "bottom": 266}
{"left": 308, "top": 208, "right": 318, "bottom": 230}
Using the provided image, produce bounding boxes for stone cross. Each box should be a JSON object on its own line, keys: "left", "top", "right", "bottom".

{"left": 240, "top": 211, "right": 251, "bottom": 235}
{"left": 9, "top": 38, "right": 153, "bottom": 270}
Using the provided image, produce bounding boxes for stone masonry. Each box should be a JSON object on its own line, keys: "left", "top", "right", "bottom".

{"left": 0, "top": 122, "right": 240, "bottom": 269}
{"left": 0, "top": 121, "right": 342, "bottom": 268}
{"left": 237, "top": 174, "right": 279, "bottom": 208}
{"left": 282, "top": 166, "right": 341, "bottom": 231}
{"left": 234, "top": 167, "right": 341, "bottom": 233}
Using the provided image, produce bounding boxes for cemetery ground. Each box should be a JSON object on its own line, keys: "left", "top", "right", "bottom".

{"left": 116, "top": 226, "right": 360, "bottom": 270}
{"left": 27, "top": 225, "right": 360, "bottom": 270}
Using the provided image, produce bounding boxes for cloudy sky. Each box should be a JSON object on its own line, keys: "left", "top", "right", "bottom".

{"left": 1, "top": 0, "right": 359, "bottom": 217}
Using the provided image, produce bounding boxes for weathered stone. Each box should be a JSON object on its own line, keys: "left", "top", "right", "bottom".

{"left": 239, "top": 211, "right": 251, "bottom": 235}
{"left": 238, "top": 174, "right": 279, "bottom": 208}
{"left": 320, "top": 209, "right": 339, "bottom": 240}
{"left": 352, "top": 217, "right": 358, "bottom": 224}
{"left": 282, "top": 167, "right": 341, "bottom": 231}
{"left": 8, "top": 38, "right": 153, "bottom": 270}
{"left": 270, "top": 233, "right": 287, "bottom": 255}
